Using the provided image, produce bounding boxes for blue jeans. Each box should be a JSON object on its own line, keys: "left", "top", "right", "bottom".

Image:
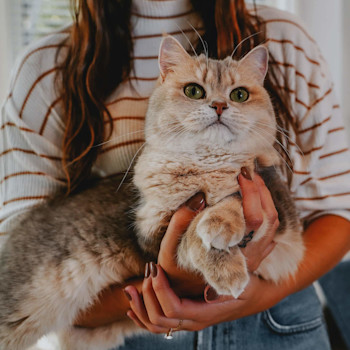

{"left": 117, "top": 285, "right": 330, "bottom": 350}
{"left": 319, "top": 260, "right": 350, "bottom": 348}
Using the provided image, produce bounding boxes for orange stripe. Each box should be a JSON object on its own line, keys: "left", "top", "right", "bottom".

{"left": 19, "top": 67, "right": 59, "bottom": 119}
{"left": 107, "top": 96, "right": 149, "bottom": 107}
{"left": 0, "top": 122, "right": 36, "bottom": 133}
{"left": 298, "top": 146, "right": 323, "bottom": 156}
{"left": 319, "top": 148, "right": 349, "bottom": 159}
{"left": 39, "top": 97, "right": 62, "bottom": 135}
{"left": 298, "top": 116, "right": 331, "bottom": 134}
{"left": 319, "top": 169, "right": 350, "bottom": 181}
{"left": 295, "top": 192, "right": 350, "bottom": 201}
{"left": 111, "top": 116, "right": 145, "bottom": 123}
{"left": 128, "top": 76, "right": 158, "bottom": 81}
{"left": 101, "top": 139, "right": 144, "bottom": 154}
{"left": 132, "top": 55, "right": 158, "bottom": 60}
{"left": 0, "top": 172, "right": 66, "bottom": 185}
{"left": 268, "top": 38, "right": 320, "bottom": 66}
{"left": 299, "top": 177, "right": 313, "bottom": 186}
{"left": 293, "top": 170, "right": 311, "bottom": 175}
{"left": 3, "top": 196, "right": 49, "bottom": 206}
{"left": 0, "top": 148, "right": 62, "bottom": 161}
{"left": 263, "top": 19, "right": 316, "bottom": 43}
{"left": 310, "top": 88, "right": 333, "bottom": 109}
{"left": 328, "top": 127, "right": 344, "bottom": 134}
{"left": 270, "top": 64, "right": 320, "bottom": 90}
{"left": 293, "top": 88, "right": 333, "bottom": 113}
{"left": 10, "top": 45, "right": 65, "bottom": 97}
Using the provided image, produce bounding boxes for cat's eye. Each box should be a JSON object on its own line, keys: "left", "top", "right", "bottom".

{"left": 184, "top": 83, "right": 205, "bottom": 100}
{"left": 230, "top": 87, "right": 249, "bottom": 103}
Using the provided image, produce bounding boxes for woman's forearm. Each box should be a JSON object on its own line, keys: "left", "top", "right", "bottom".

{"left": 269, "top": 215, "right": 350, "bottom": 304}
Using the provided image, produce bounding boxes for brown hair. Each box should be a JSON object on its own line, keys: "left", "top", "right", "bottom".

{"left": 57, "top": 0, "right": 294, "bottom": 193}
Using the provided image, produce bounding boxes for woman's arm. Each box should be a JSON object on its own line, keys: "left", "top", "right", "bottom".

{"left": 124, "top": 199, "right": 350, "bottom": 333}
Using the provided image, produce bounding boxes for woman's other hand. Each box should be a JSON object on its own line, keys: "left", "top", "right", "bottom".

{"left": 238, "top": 167, "right": 278, "bottom": 272}
{"left": 157, "top": 192, "right": 206, "bottom": 297}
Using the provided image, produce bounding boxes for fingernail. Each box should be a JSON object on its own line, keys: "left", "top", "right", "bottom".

{"left": 205, "top": 287, "right": 219, "bottom": 301}
{"left": 186, "top": 192, "right": 205, "bottom": 212}
{"left": 150, "top": 262, "right": 158, "bottom": 278}
{"left": 241, "top": 167, "right": 252, "bottom": 180}
{"left": 123, "top": 289, "right": 132, "bottom": 301}
{"left": 144, "top": 263, "right": 150, "bottom": 278}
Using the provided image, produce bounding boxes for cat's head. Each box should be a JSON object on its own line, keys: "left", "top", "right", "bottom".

{"left": 146, "top": 35, "right": 278, "bottom": 164}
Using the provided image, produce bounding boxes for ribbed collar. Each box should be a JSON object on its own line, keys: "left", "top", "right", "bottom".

{"left": 132, "top": 0, "right": 193, "bottom": 18}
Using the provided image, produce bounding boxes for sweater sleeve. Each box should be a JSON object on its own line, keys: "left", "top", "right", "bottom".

{"left": 0, "top": 33, "right": 68, "bottom": 248}
{"left": 262, "top": 6, "right": 350, "bottom": 225}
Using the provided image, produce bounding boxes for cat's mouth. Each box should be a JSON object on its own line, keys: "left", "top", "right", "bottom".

{"left": 207, "top": 120, "right": 231, "bottom": 130}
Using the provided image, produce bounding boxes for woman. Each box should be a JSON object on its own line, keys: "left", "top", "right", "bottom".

{"left": 1, "top": 0, "right": 350, "bottom": 349}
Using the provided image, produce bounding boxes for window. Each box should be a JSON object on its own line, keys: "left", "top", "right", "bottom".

{"left": 10, "top": 0, "right": 71, "bottom": 61}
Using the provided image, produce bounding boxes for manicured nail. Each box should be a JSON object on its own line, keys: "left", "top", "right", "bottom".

{"left": 186, "top": 192, "right": 205, "bottom": 212}
{"left": 241, "top": 167, "right": 252, "bottom": 180}
{"left": 144, "top": 263, "right": 150, "bottom": 278}
{"left": 123, "top": 289, "right": 132, "bottom": 301}
{"left": 205, "top": 287, "right": 219, "bottom": 301}
{"left": 150, "top": 262, "right": 158, "bottom": 278}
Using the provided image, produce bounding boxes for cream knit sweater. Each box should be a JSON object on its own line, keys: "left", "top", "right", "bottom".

{"left": 1, "top": 1, "right": 350, "bottom": 249}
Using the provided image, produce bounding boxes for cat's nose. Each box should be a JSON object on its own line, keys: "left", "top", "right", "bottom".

{"left": 210, "top": 101, "right": 228, "bottom": 117}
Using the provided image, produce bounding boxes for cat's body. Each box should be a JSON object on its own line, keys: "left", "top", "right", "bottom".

{"left": 0, "top": 37, "right": 304, "bottom": 350}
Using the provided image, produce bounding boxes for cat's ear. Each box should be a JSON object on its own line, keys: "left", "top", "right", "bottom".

{"left": 159, "top": 36, "right": 191, "bottom": 78}
{"left": 240, "top": 45, "right": 269, "bottom": 84}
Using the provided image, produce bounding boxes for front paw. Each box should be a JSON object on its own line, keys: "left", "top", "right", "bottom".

{"left": 203, "top": 248, "right": 249, "bottom": 298}
{"left": 196, "top": 208, "right": 245, "bottom": 251}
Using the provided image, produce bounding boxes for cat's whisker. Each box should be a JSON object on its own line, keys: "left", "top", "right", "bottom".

{"left": 175, "top": 23, "right": 204, "bottom": 74}
{"left": 92, "top": 129, "right": 147, "bottom": 148}
{"left": 253, "top": 120, "right": 304, "bottom": 157}
{"left": 116, "top": 142, "right": 146, "bottom": 192}
{"left": 187, "top": 21, "right": 209, "bottom": 68}
{"left": 231, "top": 31, "right": 263, "bottom": 59}
{"left": 249, "top": 126, "right": 294, "bottom": 174}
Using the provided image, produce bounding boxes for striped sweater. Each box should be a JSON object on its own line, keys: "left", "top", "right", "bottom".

{"left": 1, "top": 1, "right": 350, "bottom": 249}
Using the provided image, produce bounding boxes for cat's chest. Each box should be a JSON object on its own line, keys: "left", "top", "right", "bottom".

{"left": 134, "top": 149, "right": 254, "bottom": 207}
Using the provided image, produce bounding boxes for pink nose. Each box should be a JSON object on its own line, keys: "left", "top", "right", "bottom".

{"left": 210, "top": 101, "right": 228, "bottom": 117}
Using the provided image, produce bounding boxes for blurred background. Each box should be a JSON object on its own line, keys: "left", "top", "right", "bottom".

{"left": 0, "top": 0, "right": 349, "bottom": 142}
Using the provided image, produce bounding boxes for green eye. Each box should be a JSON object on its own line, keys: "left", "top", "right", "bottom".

{"left": 230, "top": 87, "right": 249, "bottom": 103}
{"left": 184, "top": 83, "right": 205, "bottom": 100}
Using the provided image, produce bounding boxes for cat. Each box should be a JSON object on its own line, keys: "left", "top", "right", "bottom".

{"left": 0, "top": 36, "right": 304, "bottom": 350}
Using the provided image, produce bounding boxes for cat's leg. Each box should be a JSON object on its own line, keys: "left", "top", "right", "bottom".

{"left": 0, "top": 258, "right": 100, "bottom": 350}
{"left": 177, "top": 196, "right": 250, "bottom": 298}
{"left": 196, "top": 195, "right": 246, "bottom": 250}
{"left": 0, "top": 253, "right": 136, "bottom": 350}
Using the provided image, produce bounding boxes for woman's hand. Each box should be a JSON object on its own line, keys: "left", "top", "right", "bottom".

{"left": 74, "top": 193, "right": 206, "bottom": 328}
{"left": 124, "top": 263, "right": 280, "bottom": 333}
{"left": 157, "top": 192, "right": 206, "bottom": 297}
{"left": 238, "top": 167, "right": 279, "bottom": 272}
{"left": 124, "top": 168, "right": 281, "bottom": 332}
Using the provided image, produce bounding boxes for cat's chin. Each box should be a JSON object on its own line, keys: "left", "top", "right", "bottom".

{"left": 201, "top": 124, "right": 238, "bottom": 146}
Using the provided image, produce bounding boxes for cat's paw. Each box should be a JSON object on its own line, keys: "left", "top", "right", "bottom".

{"left": 196, "top": 209, "right": 245, "bottom": 251}
{"left": 203, "top": 248, "right": 249, "bottom": 299}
